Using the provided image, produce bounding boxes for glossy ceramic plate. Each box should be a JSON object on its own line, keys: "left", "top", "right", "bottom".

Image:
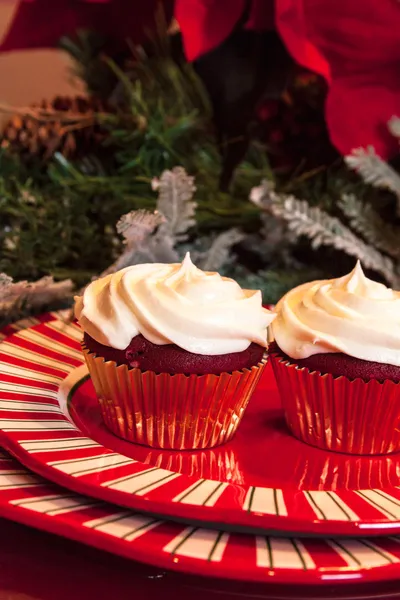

{"left": 3, "top": 315, "right": 400, "bottom": 537}
{"left": 5, "top": 447, "right": 400, "bottom": 585}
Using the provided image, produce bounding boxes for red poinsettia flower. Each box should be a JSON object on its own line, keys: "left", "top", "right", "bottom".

{"left": 3, "top": 0, "right": 399, "bottom": 159}
{"left": 175, "top": 0, "right": 400, "bottom": 159}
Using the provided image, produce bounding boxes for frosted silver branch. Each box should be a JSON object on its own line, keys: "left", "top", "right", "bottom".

{"left": 388, "top": 116, "right": 400, "bottom": 139}
{"left": 101, "top": 209, "right": 164, "bottom": 275}
{"left": 200, "top": 228, "right": 244, "bottom": 271}
{"left": 251, "top": 184, "right": 399, "bottom": 287}
{"left": 153, "top": 166, "right": 197, "bottom": 242}
{"left": 345, "top": 146, "right": 400, "bottom": 215}
{"left": 339, "top": 193, "right": 400, "bottom": 259}
{"left": 0, "top": 274, "right": 74, "bottom": 317}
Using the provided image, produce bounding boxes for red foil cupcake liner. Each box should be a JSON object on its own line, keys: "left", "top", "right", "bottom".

{"left": 270, "top": 351, "right": 400, "bottom": 455}
{"left": 82, "top": 344, "right": 267, "bottom": 450}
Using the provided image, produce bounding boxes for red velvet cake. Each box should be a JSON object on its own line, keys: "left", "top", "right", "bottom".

{"left": 75, "top": 254, "right": 275, "bottom": 449}
{"left": 270, "top": 262, "right": 400, "bottom": 455}
{"left": 269, "top": 342, "right": 400, "bottom": 383}
{"left": 83, "top": 332, "right": 265, "bottom": 375}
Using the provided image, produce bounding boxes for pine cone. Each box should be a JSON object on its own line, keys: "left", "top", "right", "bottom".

{"left": 1, "top": 95, "right": 109, "bottom": 161}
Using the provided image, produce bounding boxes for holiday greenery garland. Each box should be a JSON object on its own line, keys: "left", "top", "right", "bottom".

{"left": 0, "top": 29, "right": 399, "bottom": 323}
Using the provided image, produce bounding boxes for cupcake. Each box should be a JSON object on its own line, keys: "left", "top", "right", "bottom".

{"left": 270, "top": 261, "right": 400, "bottom": 455}
{"left": 75, "top": 253, "right": 274, "bottom": 449}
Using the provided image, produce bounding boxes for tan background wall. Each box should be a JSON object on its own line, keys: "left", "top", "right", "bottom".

{"left": 0, "top": 0, "right": 84, "bottom": 127}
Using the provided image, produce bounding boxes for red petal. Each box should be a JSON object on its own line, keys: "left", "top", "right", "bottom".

{"left": 327, "top": 73, "right": 400, "bottom": 159}
{"left": 276, "top": 0, "right": 400, "bottom": 157}
{"left": 175, "top": 0, "right": 245, "bottom": 61}
{"left": 275, "top": 0, "right": 331, "bottom": 80}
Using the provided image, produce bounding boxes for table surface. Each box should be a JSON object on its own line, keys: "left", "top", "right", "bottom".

{"left": 3, "top": 519, "right": 400, "bottom": 600}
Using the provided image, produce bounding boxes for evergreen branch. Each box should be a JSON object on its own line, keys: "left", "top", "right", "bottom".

{"left": 59, "top": 31, "right": 118, "bottom": 98}
{"left": 200, "top": 228, "right": 244, "bottom": 271}
{"left": 273, "top": 195, "right": 397, "bottom": 285}
{"left": 339, "top": 193, "right": 400, "bottom": 259}
{"left": 251, "top": 187, "right": 398, "bottom": 286}
{"left": 345, "top": 147, "right": 400, "bottom": 214}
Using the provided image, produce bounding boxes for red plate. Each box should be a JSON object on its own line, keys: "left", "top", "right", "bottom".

{"left": 4, "top": 446, "right": 400, "bottom": 586}
{"left": 2, "top": 314, "right": 400, "bottom": 537}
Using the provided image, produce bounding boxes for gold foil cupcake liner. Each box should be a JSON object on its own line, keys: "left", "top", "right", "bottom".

{"left": 270, "top": 351, "right": 400, "bottom": 455}
{"left": 82, "top": 344, "right": 267, "bottom": 450}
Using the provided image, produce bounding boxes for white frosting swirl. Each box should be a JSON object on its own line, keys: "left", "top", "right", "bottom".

{"left": 272, "top": 262, "right": 400, "bottom": 366}
{"left": 75, "top": 253, "right": 274, "bottom": 355}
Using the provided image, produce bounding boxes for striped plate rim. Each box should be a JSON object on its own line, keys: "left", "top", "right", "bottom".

{"left": 1, "top": 312, "right": 400, "bottom": 537}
